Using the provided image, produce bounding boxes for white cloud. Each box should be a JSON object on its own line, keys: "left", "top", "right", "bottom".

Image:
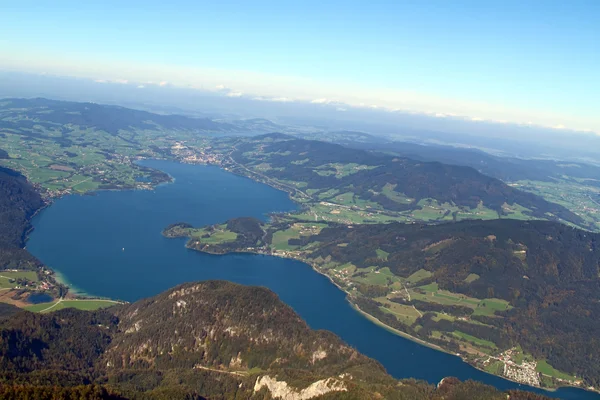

{"left": 225, "top": 91, "right": 243, "bottom": 97}
{"left": 137, "top": 85, "right": 145, "bottom": 89}
{"left": 553, "top": 124, "right": 566, "bottom": 130}
{"left": 253, "top": 96, "right": 293, "bottom": 102}
{"left": 271, "top": 97, "right": 292, "bottom": 102}
{"left": 471, "top": 117, "right": 484, "bottom": 121}
{"left": 4, "top": 49, "right": 594, "bottom": 133}
{"left": 115, "top": 79, "right": 129, "bottom": 84}
{"left": 336, "top": 107, "right": 347, "bottom": 112}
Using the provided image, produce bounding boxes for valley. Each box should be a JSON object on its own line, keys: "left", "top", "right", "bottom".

{"left": 2, "top": 98, "right": 600, "bottom": 398}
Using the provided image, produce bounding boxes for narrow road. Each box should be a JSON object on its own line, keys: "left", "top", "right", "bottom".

{"left": 226, "top": 146, "right": 312, "bottom": 200}
{"left": 194, "top": 365, "right": 246, "bottom": 377}
{"left": 40, "top": 297, "right": 63, "bottom": 312}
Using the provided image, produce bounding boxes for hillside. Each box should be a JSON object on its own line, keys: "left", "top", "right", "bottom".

{"left": 0, "top": 166, "right": 44, "bottom": 270}
{"left": 295, "top": 133, "right": 600, "bottom": 231}
{"left": 0, "top": 166, "right": 65, "bottom": 305}
{"left": 0, "top": 280, "right": 550, "bottom": 399}
{"left": 168, "top": 217, "right": 600, "bottom": 390}
{"left": 212, "top": 134, "right": 585, "bottom": 228}
{"left": 1, "top": 98, "right": 236, "bottom": 136}
{"left": 0, "top": 98, "right": 235, "bottom": 197}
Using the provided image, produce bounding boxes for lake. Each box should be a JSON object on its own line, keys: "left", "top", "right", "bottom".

{"left": 27, "top": 159, "right": 598, "bottom": 400}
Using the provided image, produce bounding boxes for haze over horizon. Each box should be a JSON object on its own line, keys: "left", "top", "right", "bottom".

{"left": 1, "top": 0, "right": 598, "bottom": 134}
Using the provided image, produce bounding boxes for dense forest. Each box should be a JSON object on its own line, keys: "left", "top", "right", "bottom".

{"left": 294, "top": 219, "right": 600, "bottom": 386}
{"left": 0, "top": 281, "right": 552, "bottom": 399}
{"left": 0, "top": 166, "right": 45, "bottom": 269}
{"left": 232, "top": 134, "right": 583, "bottom": 226}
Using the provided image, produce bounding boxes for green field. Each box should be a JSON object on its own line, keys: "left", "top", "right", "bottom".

{"left": 187, "top": 225, "right": 238, "bottom": 244}
{"left": 353, "top": 267, "right": 399, "bottom": 286}
{"left": 484, "top": 360, "right": 505, "bottom": 375}
{"left": 271, "top": 228, "right": 301, "bottom": 250}
{"left": 375, "top": 249, "right": 389, "bottom": 260}
{"left": 377, "top": 300, "right": 421, "bottom": 325}
{"left": 381, "top": 183, "right": 414, "bottom": 204}
{"left": 536, "top": 360, "right": 578, "bottom": 382}
{"left": 405, "top": 269, "right": 432, "bottom": 285}
{"left": 25, "top": 299, "right": 121, "bottom": 313}
{"left": 314, "top": 163, "right": 377, "bottom": 178}
{"left": 410, "top": 283, "right": 511, "bottom": 317}
{"left": 198, "top": 230, "right": 237, "bottom": 244}
{"left": 512, "top": 179, "right": 600, "bottom": 231}
{"left": 0, "top": 270, "right": 38, "bottom": 289}
{"left": 290, "top": 203, "right": 408, "bottom": 225}
{"left": 452, "top": 331, "right": 497, "bottom": 350}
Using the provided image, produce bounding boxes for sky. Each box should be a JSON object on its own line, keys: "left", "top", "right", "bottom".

{"left": 1, "top": 0, "right": 599, "bottom": 133}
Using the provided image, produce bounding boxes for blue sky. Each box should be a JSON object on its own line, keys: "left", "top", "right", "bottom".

{"left": 1, "top": 0, "right": 599, "bottom": 132}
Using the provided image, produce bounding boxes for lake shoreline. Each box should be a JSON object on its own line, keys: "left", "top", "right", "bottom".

{"left": 178, "top": 240, "right": 594, "bottom": 395}
{"left": 24, "top": 159, "right": 600, "bottom": 398}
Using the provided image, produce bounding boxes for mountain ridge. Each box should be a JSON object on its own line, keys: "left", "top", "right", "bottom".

{"left": 0, "top": 280, "right": 552, "bottom": 399}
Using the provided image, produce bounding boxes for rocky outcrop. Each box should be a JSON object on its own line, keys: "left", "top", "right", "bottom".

{"left": 254, "top": 375, "right": 346, "bottom": 400}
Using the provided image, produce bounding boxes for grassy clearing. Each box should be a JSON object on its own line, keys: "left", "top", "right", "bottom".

{"left": 353, "top": 267, "right": 399, "bottom": 286}
{"left": 501, "top": 203, "right": 535, "bottom": 220}
{"left": 25, "top": 299, "right": 121, "bottom": 313}
{"left": 200, "top": 231, "right": 237, "bottom": 244}
{"left": 432, "top": 313, "right": 456, "bottom": 322}
{"left": 452, "top": 331, "right": 497, "bottom": 349}
{"left": 418, "top": 282, "right": 439, "bottom": 292}
{"left": 381, "top": 183, "right": 414, "bottom": 204}
{"left": 473, "top": 298, "right": 511, "bottom": 316}
{"left": 271, "top": 228, "right": 301, "bottom": 250}
{"left": 377, "top": 299, "right": 421, "bottom": 325}
{"left": 411, "top": 283, "right": 510, "bottom": 317}
{"left": 375, "top": 249, "right": 389, "bottom": 260}
{"left": 484, "top": 360, "right": 505, "bottom": 375}
{"left": 314, "top": 163, "right": 378, "bottom": 178}
{"left": 536, "top": 360, "right": 578, "bottom": 382}
{"left": 464, "top": 273, "right": 480, "bottom": 283}
{"left": 290, "top": 203, "right": 408, "bottom": 224}
{"left": 316, "top": 188, "right": 340, "bottom": 200}
{"left": 406, "top": 269, "right": 432, "bottom": 285}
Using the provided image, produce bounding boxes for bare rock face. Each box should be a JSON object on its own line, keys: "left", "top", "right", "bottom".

{"left": 254, "top": 375, "right": 346, "bottom": 400}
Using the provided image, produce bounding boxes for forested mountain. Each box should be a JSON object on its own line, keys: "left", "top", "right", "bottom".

{"left": 0, "top": 281, "right": 550, "bottom": 399}
{"left": 228, "top": 134, "right": 583, "bottom": 227}
{"left": 0, "top": 166, "right": 44, "bottom": 269}
{"left": 290, "top": 219, "right": 600, "bottom": 386}
{"left": 168, "top": 215, "right": 600, "bottom": 389}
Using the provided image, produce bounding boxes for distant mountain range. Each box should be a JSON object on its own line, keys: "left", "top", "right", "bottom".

{"left": 1, "top": 98, "right": 238, "bottom": 136}
{"left": 331, "top": 132, "right": 600, "bottom": 185}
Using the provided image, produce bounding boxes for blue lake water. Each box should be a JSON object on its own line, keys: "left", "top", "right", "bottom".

{"left": 27, "top": 159, "right": 598, "bottom": 400}
{"left": 27, "top": 292, "right": 54, "bottom": 304}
